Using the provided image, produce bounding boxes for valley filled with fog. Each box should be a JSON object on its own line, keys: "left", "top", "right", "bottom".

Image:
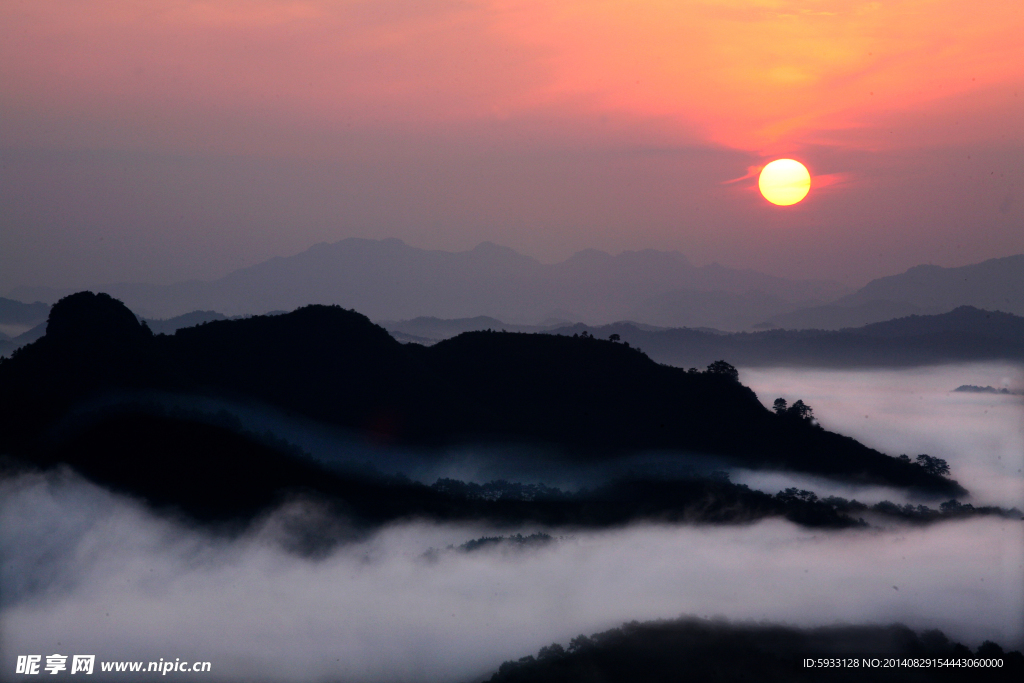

{"left": 739, "top": 363, "right": 1024, "bottom": 509}
{"left": 2, "top": 363, "right": 1021, "bottom": 682}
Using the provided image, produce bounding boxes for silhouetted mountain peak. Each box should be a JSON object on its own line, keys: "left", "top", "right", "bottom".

{"left": 173, "top": 303, "right": 401, "bottom": 357}
{"left": 46, "top": 291, "right": 151, "bottom": 345}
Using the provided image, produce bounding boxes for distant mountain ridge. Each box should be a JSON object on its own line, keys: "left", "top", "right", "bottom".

{"left": 6, "top": 301, "right": 1019, "bottom": 370}
{"left": 855, "top": 306, "right": 1024, "bottom": 339}
{"left": 0, "top": 297, "right": 50, "bottom": 346}
{"left": 7, "top": 238, "right": 849, "bottom": 329}
{"left": 383, "top": 306, "right": 1024, "bottom": 370}
{"left": 548, "top": 306, "right": 1024, "bottom": 369}
{"left": 851, "top": 255, "right": 1024, "bottom": 311}
{"left": 0, "top": 297, "right": 50, "bottom": 326}
{"left": 9, "top": 242, "right": 1019, "bottom": 331}
{"left": 761, "top": 255, "right": 1024, "bottom": 329}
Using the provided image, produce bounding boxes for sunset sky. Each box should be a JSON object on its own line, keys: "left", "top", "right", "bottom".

{"left": 2, "top": 0, "right": 1022, "bottom": 291}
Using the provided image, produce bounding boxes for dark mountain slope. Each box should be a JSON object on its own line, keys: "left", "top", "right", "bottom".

{"left": 488, "top": 617, "right": 1023, "bottom": 683}
{"left": 33, "top": 408, "right": 881, "bottom": 534}
{"left": 0, "top": 309, "right": 226, "bottom": 358}
{"left": 0, "top": 293, "right": 163, "bottom": 443}
{"left": 165, "top": 304, "right": 433, "bottom": 438}
{"left": 0, "top": 292, "right": 961, "bottom": 495}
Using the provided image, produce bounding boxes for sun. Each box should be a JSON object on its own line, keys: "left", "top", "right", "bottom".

{"left": 758, "top": 159, "right": 811, "bottom": 206}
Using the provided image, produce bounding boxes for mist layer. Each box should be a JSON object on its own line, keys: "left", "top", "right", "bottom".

{"left": 2, "top": 471, "right": 1022, "bottom": 683}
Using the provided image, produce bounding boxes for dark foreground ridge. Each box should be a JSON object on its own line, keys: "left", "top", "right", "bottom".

{"left": 488, "top": 617, "right": 1024, "bottom": 683}
{"left": 0, "top": 409, "right": 867, "bottom": 537}
{"left": 3, "top": 406, "right": 1010, "bottom": 542}
{"left": 0, "top": 292, "right": 964, "bottom": 499}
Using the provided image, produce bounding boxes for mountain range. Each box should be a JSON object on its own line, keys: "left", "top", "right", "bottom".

{"left": 542, "top": 306, "right": 1024, "bottom": 369}
{"left": 382, "top": 306, "right": 1024, "bottom": 369}
{"left": 0, "top": 292, "right": 962, "bottom": 500}
{"left": 5, "top": 242, "right": 1021, "bottom": 332}
{"left": 6, "top": 239, "right": 849, "bottom": 328}
{"left": 759, "top": 255, "right": 1024, "bottom": 329}
{"left": 4, "top": 301, "right": 1022, "bottom": 372}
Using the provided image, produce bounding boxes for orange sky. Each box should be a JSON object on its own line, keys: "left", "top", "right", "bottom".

{"left": 1, "top": 1, "right": 1022, "bottom": 289}
{"left": 3, "top": 0, "right": 1022, "bottom": 153}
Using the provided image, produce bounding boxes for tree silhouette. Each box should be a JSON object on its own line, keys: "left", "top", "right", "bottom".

{"left": 915, "top": 454, "right": 950, "bottom": 477}
{"left": 787, "top": 399, "right": 813, "bottom": 421}
{"left": 705, "top": 360, "right": 738, "bottom": 382}
{"left": 772, "top": 398, "right": 787, "bottom": 414}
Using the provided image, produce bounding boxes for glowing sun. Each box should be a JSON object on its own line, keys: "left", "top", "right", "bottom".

{"left": 758, "top": 159, "right": 811, "bottom": 206}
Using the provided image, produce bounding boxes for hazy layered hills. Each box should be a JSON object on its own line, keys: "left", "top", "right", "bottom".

{"left": 0, "top": 298, "right": 50, "bottom": 352}
{"left": 0, "top": 296, "right": 49, "bottom": 326}
{"left": 0, "top": 323, "right": 46, "bottom": 358}
{"left": 385, "top": 306, "right": 1024, "bottom": 369}
{"left": 10, "top": 241, "right": 1021, "bottom": 332}
{"left": 0, "top": 292, "right": 960, "bottom": 499}
{"left": 8, "top": 238, "right": 849, "bottom": 329}
{"left": 551, "top": 306, "right": 1024, "bottom": 369}
{"left": 760, "top": 254, "right": 1024, "bottom": 329}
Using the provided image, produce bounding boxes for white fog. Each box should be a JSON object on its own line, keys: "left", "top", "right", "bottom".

{"left": 739, "top": 363, "right": 1024, "bottom": 508}
{"left": 2, "top": 364, "right": 1022, "bottom": 682}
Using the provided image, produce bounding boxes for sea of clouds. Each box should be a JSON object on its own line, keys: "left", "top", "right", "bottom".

{"left": 738, "top": 363, "right": 1024, "bottom": 508}
{"left": 2, "top": 363, "right": 1022, "bottom": 682}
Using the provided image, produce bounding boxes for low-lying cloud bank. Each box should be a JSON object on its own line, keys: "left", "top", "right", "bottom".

{"left": 2, "top": 471, "right": 1022, "bottom": 683}
{"left": 740, "top": 363, "right": 1024, "bottom": 508}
